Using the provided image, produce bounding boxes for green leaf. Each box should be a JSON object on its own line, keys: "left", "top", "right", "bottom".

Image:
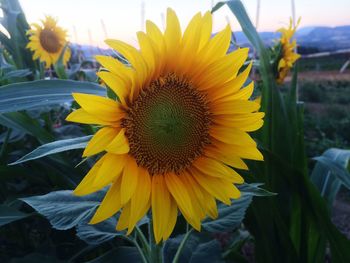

{"left": 0, "top": 79, "right": 106, "bottom": 113}
{"left": 202, "top": 195, "right": 252, "bottom": 233}
{"left": 238, "top": 183, "right": 276, "bottom": 196}
{"left": 311, "top": 148, "right": 350, "bottom": 207}
{"left": 76, "top": 217, "right": 120, "bottom": 245}
{"left": 10, "top": 253, "right": 64, "bottom": 263}
{"left": 86, "top": 247, "right": 142, "bottom": 263}
{"left": 53, "top": 44, "right": 68, "bottom": 79}
{"left": 211, "top": 1, "right": 226, "bottom": 13}
{"left": 0, "top": 204, "right": 30, "bottom": 227}
{"left": 202, "top": 184, "right": 271, "bottom": 233}
{"left": 164, "top": 233, "right": 223, "bottom": 263}
{"left": 21, "top": 190, "right": 105, "bottom": 230}
{"left": 10, "top": 135, "right": 92, "bottom": 165}
{"left": 76, "top": 215, "right": 148, "bottom": 245}
{"left": 0, "top": 112, "right": 54, "bottom": 143}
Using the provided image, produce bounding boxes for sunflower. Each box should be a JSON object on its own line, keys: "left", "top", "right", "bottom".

{"left": 67, "top": 9, "right": 264, "bottom": 243}
{"left": 276, "top": 18, "right": 301, "bottom": 84}
{"left": 26, "top": 16, "right": 71, "bottom": 68}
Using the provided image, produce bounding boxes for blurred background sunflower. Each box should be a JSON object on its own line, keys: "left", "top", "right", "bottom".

{"left": 26, "top": 15, "right": 71, "bottom": 68}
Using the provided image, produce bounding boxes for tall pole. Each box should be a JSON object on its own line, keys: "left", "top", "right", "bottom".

{"left": 291, "top": 0, "right": 296, "bottom": 27}
{"left": 141, "top": 1, "right": 145, "bottom": 31}
{"left": 255, "top": 0, "right": 261, "bottom": 29}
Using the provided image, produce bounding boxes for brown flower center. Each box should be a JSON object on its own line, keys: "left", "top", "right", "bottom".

{"left": 122, "top": 73, "right": 211, "bottom": 175}
{"left": 39, "top": 28, "right": 61, "bottom": 53}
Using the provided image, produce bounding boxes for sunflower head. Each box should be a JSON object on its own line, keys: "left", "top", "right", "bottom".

{"left": 26, "top": 16, "right": 71, "bottom": 68}
{"left": 276, "top": 18, "right": 301, "bottom": 84}
{"left": 66, "top": 9, "right": 264, "bottom": 243}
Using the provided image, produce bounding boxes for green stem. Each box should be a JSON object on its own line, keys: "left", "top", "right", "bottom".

{"left": 149, "top": 218, "right": 163, "bottom": 263}
{"left": 136, "top": 226, "right": 151, "bottom": 256}
{"left": 172, "top": 228, "right": 194, "bottom": 263}
{"left": 0, "top": 128, "right": 11, "bottom": 160}
{"left": 134, "top": 238, "right": 149, "bottom": 263}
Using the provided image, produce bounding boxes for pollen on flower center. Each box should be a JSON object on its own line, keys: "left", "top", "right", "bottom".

{"left": 121, "top": 73, "right": 212, "bottom": 175}
{"left": 39, "top": 29, "right": 61, "bottom": 53}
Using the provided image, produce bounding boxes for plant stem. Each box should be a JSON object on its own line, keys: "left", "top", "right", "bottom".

{"left": 172, "top": 228, "right": 194, "bottom": 263}
{"left": 134, "top": 238, "right": 149, "bottom": 263}
{"left": 136, "top": 226, "right": 151, "bottom": 256}
{"left": 0, "top": 128, "right": 11, "bottom": 160}
{"left": 148, "top": 218, "right": 163, "bottom": 263}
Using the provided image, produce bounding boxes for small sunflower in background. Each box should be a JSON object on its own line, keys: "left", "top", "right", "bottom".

{"left": 26, "top": 16, "right": 71, "bottom": 68}
{"left": 276, "top": 18, "right": 301, "bottom": 84}
{"left": 67, "top": 9, "right": 264, "bottom": 243}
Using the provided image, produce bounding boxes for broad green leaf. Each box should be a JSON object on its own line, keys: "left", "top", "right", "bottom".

{"left": 311, "top": 148, "right": 350, "bottom": 207}
{"left": 0, "top": 79, "right": 106, "bottom": 113}
{"left": 76, "top": 215, "right": 148, "bottom": 245}
{"left": 238, "top": 183, "right": 276, "bottom": 196}
{"left": 0, "top": 204, "right": 30, "bottom": 227}
{"left": 164, "top": 233, "right": 223, "bottom": 263}
{"left": 10, "top": 135, "right": 92, "bottom": 165}
{"left": 202, "top": 195, "right": 251, "bottom": 233}
{"left": 202, "top": 184, "right": 271, "bottom": 233}
{"left": 0, "top": 112, "right": 54, "bottom": 143}
{"left": 87, "top": 247, "right": 142, "bottom": 263}
{"left": 21, "top": 190, "right": 105, "bottom": 230}
{"left": 76, "top": 217, "right": 120, "bottom": 245}
{"left": 10, "top": 253, "right": 64, "bottom": 263}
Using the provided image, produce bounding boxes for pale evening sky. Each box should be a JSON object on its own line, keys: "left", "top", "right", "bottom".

{"left": 19, "top": 0, "right": 350, "bottom": 48}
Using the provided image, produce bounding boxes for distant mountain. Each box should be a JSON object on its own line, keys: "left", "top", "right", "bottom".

{"left": 72, "top": 25, "right": 350, "bottom": 59}
{"left": 233, "top": 25, "right": 350, "bottom": 52}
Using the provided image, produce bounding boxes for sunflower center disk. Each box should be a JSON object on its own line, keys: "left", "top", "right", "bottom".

{"left": 123, "top": 74, "right": 212, "bottom": 175}
{"left": 39, "top": 29, "right": 61, "bottom": 53}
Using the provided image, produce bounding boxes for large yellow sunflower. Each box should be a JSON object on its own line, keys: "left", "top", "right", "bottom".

{"left": 67, "top": 9, "right": 264, "bottom": 243}
{"left": 26, "top": 16, "right": 71, "bottom": 68}
{"left": 276, "top": 18, "right": 301, "bottom": 84}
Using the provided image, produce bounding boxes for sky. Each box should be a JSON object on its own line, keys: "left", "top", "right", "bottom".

{"left": 18, "top": 0, "right": 350, "bottom": 48}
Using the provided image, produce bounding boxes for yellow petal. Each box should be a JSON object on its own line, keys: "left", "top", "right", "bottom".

{"left": 105, "top": 129, "right": 130, "bottom": 154}
{"left": 66, "top": 108, "right": 116, "bottom": 126}
{"left": 198, "top": 11, "right": 213, "bottom": 51}
{"left": 205, "top": 146, "right": 248, "bottom": 170}
{"left": 197, "top": 25, "right": 231, "bottom": 66}
{"left": 219, "top": 81, "right": 254, "bottom": 102}
{"left": 214, "top": 112, "right": 265, "bottom": 132}
{"left": 210, "top": 126, "right": 257, "bottom": 146}
{"left": 73, "top": 155, "right": 106, "bottom": 196}
{"left": 128, "top": 168, "right": 151, "bottom": 234}
{"left": 72, "top": 93, "right": 124, "bottom": 122}
{"left": 97, "top": 71, "right": 128, "bottom": 104}
{"left": 193, "top": 157, "right": 244, "bottom": 183}
{"left": 162, "top": 196, "right": 178, "bottom": 240}
{"left": 89, "top": 177, "right": 122, "bottom": 224}
{"left": 137, "top": 31, "right": 157, "bottom": 78}
{"left": 211, "top": 62, "right": 253, "bottom": 101}
{"left": 120, "top": 157, "right": 139, "bottom": 205}
{"left": 213, "top": 139, "right": 264, "bottom": 160}
{"left": 93, "top": 153, "right": 127, "bottom": 189}
{"left": 146, "top": 20, "right": 165, "bottom": 58}
{"left": 83, "top": 127, "right": 119, "bottom": 157}
{"left": 152, "top": 175, "right": 171, "bottom": 243}
{"left": 164, "top": 8, "right": 181, "bottom": 55}
{"left": 196, "top": 49, "right": 248, "bottom": 90}
{"left": 179, "top": 174, "right": 206, "bottom": 220}
{"left": 191, "top": 169, "right": 235, "bottom": 205}
{"left": 165, "top": 173, "right": 200, "bottom": 231}
{"left": 211, "top": 100, "right": 260, "bottom": 115}
{"left": 116, "top": 201, "right": 131, "bottom": 231}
